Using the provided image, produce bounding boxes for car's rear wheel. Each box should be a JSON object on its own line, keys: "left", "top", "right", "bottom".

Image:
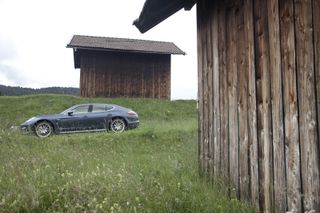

{"left": 35, "top": 121, "right": 53, "bottom": 137}
{"left": 110, "top": 118, "right": 126, "bottom": 133}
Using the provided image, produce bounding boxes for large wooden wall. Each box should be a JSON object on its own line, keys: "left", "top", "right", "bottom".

{"left": 79, "top": 50, "right": 171, "bottom": 99}
{"left": 197, "top": 0, "right": 320, "bottom": 212}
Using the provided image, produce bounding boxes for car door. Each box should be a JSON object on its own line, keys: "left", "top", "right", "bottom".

{"left": 85, "top": 104, "right": 112, "bottom": 130}
{"left": 57, "top": 105, "right": 91, "bottom": 132}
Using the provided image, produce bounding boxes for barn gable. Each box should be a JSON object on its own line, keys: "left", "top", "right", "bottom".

{"left": 67, "top": 35, "right": 185, "bottom": 99}
{"left": 134, "top": 0, "right": 320, "bottom": 212}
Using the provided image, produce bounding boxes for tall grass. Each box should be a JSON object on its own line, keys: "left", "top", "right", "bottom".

{"left": 0, "top": 95, "right": 254, "bottom": 212}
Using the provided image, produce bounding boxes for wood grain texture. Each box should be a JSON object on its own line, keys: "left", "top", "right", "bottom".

{"left": 243, "top": 0, "right": 259, "bottom": 209}
{"left": 313, "top": 2, "right": 320, "bottom": 199}
{"left": 79, "top": 51, "right": 171, "bottom": 99}
{"left": 202, "top": 0, "right": 210, "bottom": 176}
{"left": 253, "top": 0, "right": 273, "bottom": 210}
{"left": 279, "top": 0, "right": 302, "bottom": 212}
{"left": 227, "top": 1, "right": 239, "bottom": 198}
{"left": 212, "top": 0, "right": 221, "bottom": 180}
{"left": 218, "top": 2, "right": 229, "bottom": 182}
{"left": 267, "top": 0, "right": 286, "bottom": 211}
{"left": 294, "top": 0, "right": 320, "bottom": 211}
{"left": 196, "top": 0, "right": 320, "bottom": 211}
{"left": 236, "top": 0, "right": 250, "bottom": 201}
{"left": 197, "top": 0, "right": 205, "bottom": 176}
{"left": 206, "top": 1, "right": 214, "bottom": 179}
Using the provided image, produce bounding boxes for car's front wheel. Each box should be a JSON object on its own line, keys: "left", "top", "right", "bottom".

{"left": 35, "top": 121, "right": 53, "bottom": 137}
{"left": 110, "top": 118, "right": 126, "bottom": 133}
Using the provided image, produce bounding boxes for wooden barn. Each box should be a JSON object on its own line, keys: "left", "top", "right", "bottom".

{"left": 67, "top": 35, "right": 185, "bottom": 99}
{"left": 135, "top": 0, "right": 320, "bottom": 212}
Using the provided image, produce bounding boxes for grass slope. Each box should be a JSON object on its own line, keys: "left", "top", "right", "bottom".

{"left": 0, "top": 95, "right": 254, "bottom": 212}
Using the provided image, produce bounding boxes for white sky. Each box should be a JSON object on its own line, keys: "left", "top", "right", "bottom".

{"left": 0, "top": 0, "right": 197, "bottom": 99}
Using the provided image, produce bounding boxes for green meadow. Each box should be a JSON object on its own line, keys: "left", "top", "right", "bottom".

{"left": 0, "top": 95, "right": 253, "bottom": 212}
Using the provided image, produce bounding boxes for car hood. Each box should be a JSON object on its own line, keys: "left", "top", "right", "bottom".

{"left": 21, "top": 113, "right": 65, "bottom": 125}
{"left": 36, "top": 114, "right": 66, "bottom": 119}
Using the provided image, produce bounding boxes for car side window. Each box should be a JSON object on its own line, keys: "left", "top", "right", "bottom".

{"left": 72, "top": 105, "right": 89, "bottom": 114}
{"left": 92, "top": 105, "right": 106, "bottom": 113}
{"left": 105, "top": 105, "right": 114, "bottom": 111}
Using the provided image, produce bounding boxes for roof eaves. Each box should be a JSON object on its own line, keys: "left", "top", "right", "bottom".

{"left": 133, "top": 0, "right": 196, "bottom": 33}
{"left": 66, "top": 45, "right": 185, "bottom": 55}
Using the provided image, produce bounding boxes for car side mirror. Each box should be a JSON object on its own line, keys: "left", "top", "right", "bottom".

{"left": 68, "top": 111, "right": 73, "bottom": 116}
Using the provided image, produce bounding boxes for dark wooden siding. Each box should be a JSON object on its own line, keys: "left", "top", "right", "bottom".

{"left": 79, "top": 50, "right": 171, "bottom": 99}
{"left": 197, "top": 0, "right": 320, "bottom": 212}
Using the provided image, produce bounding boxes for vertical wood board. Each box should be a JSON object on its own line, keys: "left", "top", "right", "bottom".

{"left": 294, "top": 0, "right": 320, "bottom": 210}
{"left": 253, "top": 0, "right": 273, "bottom": 210}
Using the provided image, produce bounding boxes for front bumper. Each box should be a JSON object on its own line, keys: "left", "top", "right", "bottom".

{"left": 127, "top": 120, "right": 139, "bottom": 129}
{"left": 20, "top": 125, "right": 33, "bottom": 134}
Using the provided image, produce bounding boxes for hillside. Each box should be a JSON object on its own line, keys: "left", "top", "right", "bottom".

{"left": 0, "top": 95, "right": 254, "bottom": 212}
{"left": 0, "top": 84, "right": 80, "bottom": 96}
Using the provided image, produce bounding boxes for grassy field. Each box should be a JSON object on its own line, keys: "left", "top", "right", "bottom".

{"left": 0, "top": 95, "right": 254, "bottom": 212}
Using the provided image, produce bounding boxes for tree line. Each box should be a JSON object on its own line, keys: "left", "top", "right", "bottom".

{"left": 0, "top": 84, "right": 80, "bottom": 96}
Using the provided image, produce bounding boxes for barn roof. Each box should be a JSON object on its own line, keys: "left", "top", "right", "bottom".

{"left": 67, "top": 35, "right": 185, "bottom": 55}
{"left": 133, "top": 0, "right": 196, "bottom": 33}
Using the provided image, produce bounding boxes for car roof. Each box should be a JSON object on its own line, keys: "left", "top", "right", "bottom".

{"left": 74, "top": 103, "right": 110, "bottom": 106}
{"left": 73, "top": 103, "right": 121, "bottom": 108}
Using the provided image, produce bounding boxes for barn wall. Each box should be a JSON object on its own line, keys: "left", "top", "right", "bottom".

{"left": 197, "top": 0, "right": 320, "bottom": 212}
{"left": 79, "top": 51, "right": 171, "bottom": 99}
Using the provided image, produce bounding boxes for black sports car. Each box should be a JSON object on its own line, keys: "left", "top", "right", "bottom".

{"left": 20, "top": 103, "right": 139, "bottom": 137}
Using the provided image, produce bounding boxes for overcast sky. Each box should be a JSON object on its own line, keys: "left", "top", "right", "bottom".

{"left": 0, "top": 0, "right": 197, "bottom": 99}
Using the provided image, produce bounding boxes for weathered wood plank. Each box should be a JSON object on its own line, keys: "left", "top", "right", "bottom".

{"left": 212, "top": 0, "right": 220, "bottom": 180}
{"left": 227, "top": 1, "right": 239, "bottom": 197}
{"left": 267, "top": 0, "right": 286, "bottom": 211}
{"left": 197, "top": 0, "right": 205, "bottom": 175}
{"left": 166, "top": 57, "right": 171, "bottom": 99}
{"left": 243, "top": 0, "right": 259, "bottom": 209}
{"left": 196, "top": 0, "right": 320, "bottom": 212}
{"left": 202, "top": 1, "right": 210, "bottom": 176}
{"left": 313, "top": 0, "right": 320, "bottom": 176}
{"left": 294, "top": 0, "right": 320, "bottom": 211}
{"left": 204, "top": 1, "right": 214, "bottom": 180}
{"left": 82, "top": 54, "right": 87, "bottom": 97}
{"left": 236, "top": 0, "right": 250, "bottom": 201}
{"left": 218, "top": 1, "right": 229, "bottom": 183}
{"left": 106, "top": 60, "right": 111, "bottom": 97}
{"left": 253, "top": 0, "right": 273, "bottom": 210}
{"left": 78, "top": 51, "right": 171, "bottom": 99}
{"left": 279, "top": 0, "right": 302, "bottom": 211}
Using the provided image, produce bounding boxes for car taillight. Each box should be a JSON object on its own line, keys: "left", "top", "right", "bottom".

{"left": 128, "top": 110, "right": 137, "bottom": 116}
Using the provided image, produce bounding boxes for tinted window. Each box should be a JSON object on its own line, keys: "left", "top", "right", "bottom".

{"left": 105, "top": 105, "right": 114, "bottom": 111}
{"left": 72, "top": 105, "right": 89, "bottom": 114}
{"left": 92, "top": 105, "right": 106, "bottom": 113}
